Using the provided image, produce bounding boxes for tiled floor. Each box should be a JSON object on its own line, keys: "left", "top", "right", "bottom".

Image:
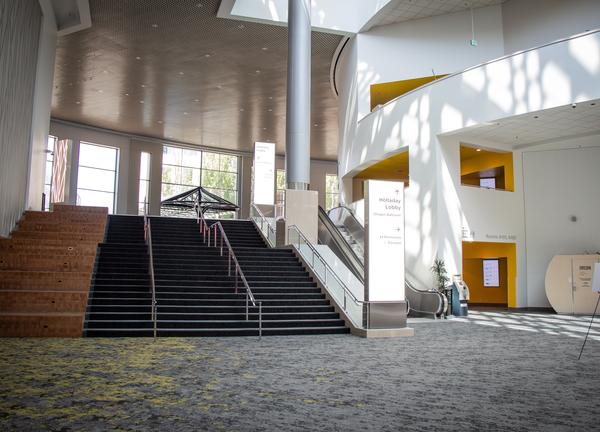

{"left": 1, "top": 311, "right": 599, "bottom": 431}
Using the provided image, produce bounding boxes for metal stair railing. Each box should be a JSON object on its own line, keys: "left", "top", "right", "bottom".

{"left": 288, "top": 224, "right": 407, "bottom": 330}
{"left": 143, "top": 199, "right": 158, "bottom": 339}
{"left": 197, "top": 213, "right": 262, "bottom": 339}
{"left": 250, "top": 203, "right": 276, "bottom": 247}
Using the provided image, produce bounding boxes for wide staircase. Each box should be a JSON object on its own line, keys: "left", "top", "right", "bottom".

{"left": 85, "top": 215, "right": 349, "bottom": 336}
{"left": 84, "top": 215, "right": 151, "bottom": 336}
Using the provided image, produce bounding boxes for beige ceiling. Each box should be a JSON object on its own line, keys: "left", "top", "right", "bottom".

{"left": 368, "top": 0, "right": 505, "bottom": 28}
{"left": 51, "top": 0, "right": 342, "bottom": 160}
{"left": 452, "top": 99, "right": 600, "bottom": 147}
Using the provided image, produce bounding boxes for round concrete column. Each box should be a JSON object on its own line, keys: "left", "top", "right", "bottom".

{"left": 285, "top": 0, "right": 311, "bottom": 190}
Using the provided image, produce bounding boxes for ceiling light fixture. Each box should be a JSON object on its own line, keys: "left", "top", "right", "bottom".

{"left": 204, "top": 54, "right": 211, "bottom": 58}
{"left": 139, "top": 100, "right": 144, "bottom": 104}
{"left": 262, "top": 47, "right": 268, "bottom": 51}
{"left": 135, "top": 56, "right": 141, "bottom": 60}
{"left": 179, "top": 71, "right": 184, "bottom": 75}
{"left": 152, "top": 24, "right": 158, "bottom": 28}
{"left": 194, "top": 99, "right": 199, "bottom": 102}
{"left": 238, "top": 24, "right": 245, "bottom": 30}
{"left": 476, "top": 148, "right": 481, "bottom": 152}
{"left": 75, "top": 101, "right": 80, "bottom": 104}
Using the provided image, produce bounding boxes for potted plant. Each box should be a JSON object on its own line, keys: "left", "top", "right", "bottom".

{"left": 431, "top": 257, "right": 450, "bottom": 292}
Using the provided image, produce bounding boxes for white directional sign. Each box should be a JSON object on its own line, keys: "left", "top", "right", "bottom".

{"left": 252, "top": 142, "right": 275, "bottom": 205}
{"left": 364, "top": 180, "right": 405, "bottom": 302}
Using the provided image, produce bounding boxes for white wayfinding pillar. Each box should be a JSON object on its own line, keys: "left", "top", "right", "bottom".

{"left": 252, "top": 142, "right": 275, "bottom": 207}
{"left": 364, "top": 180, "right": 408, "bottom": 328}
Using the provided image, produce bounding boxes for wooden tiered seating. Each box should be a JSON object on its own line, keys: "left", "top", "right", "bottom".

{"left": 0, "top": 204, "right": 107, "bottom": 337}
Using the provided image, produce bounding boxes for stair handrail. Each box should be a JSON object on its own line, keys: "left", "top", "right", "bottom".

{"left": 250, "top": 203, "right": 276, "bottom": 247}
{"left": 207, "top": 221, "right": 262, "bottom": 339}
{"left": 143, "top": 199, "right": 157, "bottom": 339}
{"left": 196, "top": 202, "right": 210, "bottom": 244}
{"left": 288, "top": 224, "right": 408, "bottom": 330}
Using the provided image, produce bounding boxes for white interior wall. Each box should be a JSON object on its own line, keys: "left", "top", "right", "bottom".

{"left": 337, "top": 30, "right": 600, "bottom": 298}
{"left": 26, "top": 2, "right": 57, "bottom": 212}
{"left": 502, "top": 0, "right": 600, "bottom": 55}
{"left": 354, "top": 5, "right": 505, "bottom": 120}
{"left": 521, "top": 134, "right": 600, "bottom": 307}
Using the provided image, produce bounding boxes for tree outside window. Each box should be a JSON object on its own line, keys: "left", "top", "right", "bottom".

{"left": 325, "top": 174, "right": 339, "bottom": 211}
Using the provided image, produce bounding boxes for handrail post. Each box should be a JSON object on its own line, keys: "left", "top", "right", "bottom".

{"left": 220, "top": 233, "right": 223, "bottom": 256}
{"left": 228, "top": 250, "right": 231, "bottom": 276}
{"left": 245, "top": 291, "right": 249, "bottom": 321}
{"left": 259, "top": 302, "right": 262, "bottom": 340}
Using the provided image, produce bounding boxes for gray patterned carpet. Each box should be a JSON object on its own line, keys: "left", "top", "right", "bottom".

{"left": 1, "top": 311, "right": 600, "bottom": 431}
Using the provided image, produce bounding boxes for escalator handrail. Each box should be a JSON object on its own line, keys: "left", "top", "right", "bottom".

{"left": 318, "top": 206, "right": 365, "bottom": 282}
{"left": 328, "top": 205, "right": 364, "bottom": 228}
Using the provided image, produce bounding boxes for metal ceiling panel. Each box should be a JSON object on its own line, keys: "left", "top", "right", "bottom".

{"left": 51, "top": 0, "right": 342, "bottom": 160}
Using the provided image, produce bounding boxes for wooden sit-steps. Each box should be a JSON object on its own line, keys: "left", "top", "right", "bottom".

{"left": 0, "top": 204, "right": 107, "bottom": 337}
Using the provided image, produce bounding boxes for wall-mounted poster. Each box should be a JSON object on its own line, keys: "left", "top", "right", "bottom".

{"left": 483, "top": 259, "right": 500, "bottom": 287}
{"left": 252, "top": 142, "right": 275, "bottom": 205}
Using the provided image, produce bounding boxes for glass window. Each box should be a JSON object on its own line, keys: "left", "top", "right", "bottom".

{"left": 43, "top": 136, "right": 57, "bottom": 210}
{"left": 160, "top": 146, "right": 239, "bottom": 218}
{"left": 275, "top": 169, "right": 286, "bottom": 218}
{"left": 161, "top": 146, "right": 202, "bottom": 201}
{"left": 325, "top": 174, "right": 339, "bottom": 211}
{"left": 77, "top": 142, "right": 118, "bottom": 213}
{"left": 138, "top": 152, "right": 151, "bottom": 215}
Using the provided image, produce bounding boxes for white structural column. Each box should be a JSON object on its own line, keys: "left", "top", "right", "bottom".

{"left": 285, "top": 0, "right": 311, "bottom": 190}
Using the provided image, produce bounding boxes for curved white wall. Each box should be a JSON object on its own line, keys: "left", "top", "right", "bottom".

{"left": 337, "top": 29, "right": 600, "bottom": 305}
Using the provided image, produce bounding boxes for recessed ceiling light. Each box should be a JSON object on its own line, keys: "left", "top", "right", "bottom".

{"left": 268, "top": 96, "right": 273, "bottom": 100}
{"left": 152, "top": 24, "right": 158, "bottom": 28}
{"left": 184, "top": 112, "right": 188, "bottom": 115}
{"left": 135, "top": 56, "right": 141, "bottom": 60}
{"left": 102, "top": 70, "right": 108, "bottom": 74}
{"left": 139, "top": 100, "right": 144, "bottom": 104}
{"left": 179, "top": 71, "right": 184, "bottom": 75}
{"left": 268, "top": 109, "right": 272, "bottom": 112}
{"left": 97, "top": 89, "right": 103, "bottom": 93}
{"left": 262, "top": 47, "right": 268, "bottom": 51}
{"left": 125, "top": 93, "right": 129, "bottom": 96}
{"left": 263, "top": 127, "right": 267, "bottom": 130}
{"left": 238, "top": 24, "right": 245, "bottom": 30}
{"left": 240, "top": 108, "right": 245, "bottom": 112}
{"left": 157, "top": 120, "right": 163, "bottom": 124}
{"left": 255, "top": 70, "right": 261, "bottom": 74}
{"left": 314, "top": 123, "right": 318, "bottom": 127}
{"left": 204, "top": 54, "right": 211, "bottom": 58}
{"left": 216, "top": 85, "right": 223, "bottom": 89}
{"left": 75, "top": 101, "right": 80, "bottom": 104}
{"left": 141, "top": 84, "right": 146, "bottom": 88}
{"left": 194, "top": 99, "right": 199, "bottom": 102}
{"left": 476, "top": 148, "right": 481, "bottom": 152}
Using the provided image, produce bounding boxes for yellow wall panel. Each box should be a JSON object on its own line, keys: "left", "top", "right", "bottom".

{"left": 462, "top": 241, "right": 517, "bottom": 307}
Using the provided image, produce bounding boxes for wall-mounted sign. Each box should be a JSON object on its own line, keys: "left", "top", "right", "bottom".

{"left": 483, "top": 259, "right": 500, "bottom": 287}
{"left": 252, "top": 142, "right": 275, "bottom": 205}
{"left": 364, "top": 180, "right": 405, "bottom": 302}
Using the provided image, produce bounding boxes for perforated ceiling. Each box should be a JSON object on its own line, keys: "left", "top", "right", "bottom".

{"left": 369, "top": 0, "right": 505, "bottom": 28}
{"left": 450, "top": 100, "right": 600, "bottom": 147}
{"left": 51, "top": 0, "right": 342, "bottom": 160}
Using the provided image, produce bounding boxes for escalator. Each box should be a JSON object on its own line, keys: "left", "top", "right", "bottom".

{"left": 318, "top": 205, "right": 446, "bottom": 318}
